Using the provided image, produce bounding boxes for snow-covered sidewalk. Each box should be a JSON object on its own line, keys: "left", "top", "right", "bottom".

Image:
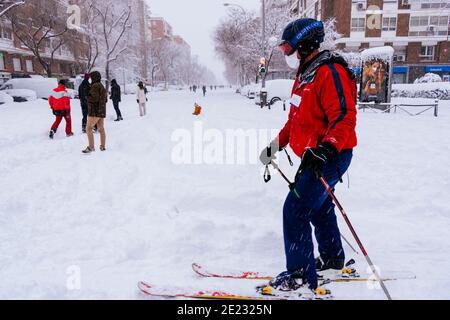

{"left": 0, "top": 89, "right": 449, "bottom": 299}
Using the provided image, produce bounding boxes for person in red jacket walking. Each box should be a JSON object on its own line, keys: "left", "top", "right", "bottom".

{"left": 49, "top": 80, "right": 73, "bottom": 139}
{"left": 259, "top": 18, "right": 358, "bottom": 297}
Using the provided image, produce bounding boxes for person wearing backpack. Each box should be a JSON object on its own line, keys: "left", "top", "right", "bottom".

{"left": 259, "top": 18, "right": 357, "bottom": 298}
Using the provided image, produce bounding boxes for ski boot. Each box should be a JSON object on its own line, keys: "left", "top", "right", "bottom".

{"left": 257, "top": 270, "right": 332, "bottom": 300}
{"left": 67, "top": 133, "right": 74, "bottom": 137}
{"left": 100, "top": 145, "right": 106, "bottom": 152}
{"left": 317, "top": 257, "right": 359, "bottom": 280}
{"left": 49, "top": 130, "right": 56, "bottom": 139}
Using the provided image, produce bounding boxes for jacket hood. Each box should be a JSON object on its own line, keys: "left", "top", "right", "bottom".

{"left": 90, "top": 71, "right": 102, "bottom": 83}
{"left": 54, "top": 84, "right": 67, "bottom": 92}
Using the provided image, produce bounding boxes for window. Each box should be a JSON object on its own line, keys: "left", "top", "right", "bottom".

{"left": 13, "top": 58, "right": 21, "bottom": 71}
{"left": 26, "top": 60, "right": 33, "bottom": 72}
{"left": 382, "top": 17, "right": 397, "bottom": 31}
{"left": 419, "top": 0, "right": 450, "bottom": 9}
{"left": 420, "top": 46, "right": 435, "bottom": 61}
{"left": 0, "top": 52, "right": 5, "bottom": 70}
{"left": 409, "top": 15, "right": 449, "bottom": 36}
{"left": 0, "top": 26, "right": 12, "bottom": 40}
{"left": 410, "top": 16, "right": 429, "bottom": 27}
{"left": 351, "top": 18, "right": 366, "bottom": 32}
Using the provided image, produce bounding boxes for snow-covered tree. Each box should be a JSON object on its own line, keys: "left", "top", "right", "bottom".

{"left": 89, "top": 0, "right": 132, "bottom": 91}
{"left": 7, "top": 0, "right": 72, "bottom": 77}
{"left": 214, "top": 5, "right": 291, "bottom": 85}
{"left": 321, "top": 18, "right": 341, "bottom": 51}
{"left": 0, "top": 0, "right": 25, "bottom": 17}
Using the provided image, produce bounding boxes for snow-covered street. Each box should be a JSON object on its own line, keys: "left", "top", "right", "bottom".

{"left": 0, "top": 89, "right": 449, "bottom": 300}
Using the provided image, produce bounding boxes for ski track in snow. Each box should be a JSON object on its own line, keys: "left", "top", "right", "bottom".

{"left": 0, "top": 90, "right": 449, "bottom": 299}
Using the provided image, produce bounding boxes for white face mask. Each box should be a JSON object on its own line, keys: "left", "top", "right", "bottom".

{"left": 285, "top": 53, "right": 300, "bottom": 70}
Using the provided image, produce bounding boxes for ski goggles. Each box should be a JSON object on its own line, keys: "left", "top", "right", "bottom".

{"left": 278, "top": 41, "right": 297, "bottom": 56}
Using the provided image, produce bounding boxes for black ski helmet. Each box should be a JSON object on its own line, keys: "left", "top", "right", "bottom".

{"left": 279, "top": 18, "right": 325, "bottom": 59}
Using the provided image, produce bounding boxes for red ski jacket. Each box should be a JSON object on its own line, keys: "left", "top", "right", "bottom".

{"left": 278, "top": 53, "right": 358, "bottom": 157}
{"left": 49, "top": 85, "right": 71, "bottom": 111}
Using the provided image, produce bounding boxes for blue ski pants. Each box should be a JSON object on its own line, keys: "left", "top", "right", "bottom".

{"left": 283, "top": 150, "right": 353, "bottom": 289}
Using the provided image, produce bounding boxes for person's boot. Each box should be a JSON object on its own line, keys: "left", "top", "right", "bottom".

{"left": 316, "top": 257, "right": 345, "bottom": 272}
{"left": 114, "top": 118, "right": 120, "bottom": 122}
{"left": 49, "top": 130, "right": 56, "bottom": 139}
{"left": 66, "top": 132, "right": 74, "bottom": 137}
{"left": 82, "top": 146, "right": 95, "bottom": 154}
{"left": 100, "top": 146, "right": 106, "bottom": 152}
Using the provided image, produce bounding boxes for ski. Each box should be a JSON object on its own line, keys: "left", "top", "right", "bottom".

{"left": 138, "top": 281, "right": 331, "bottom": 301}
{"left": 138, "top": 281, "right": 282, "bottom": 301}
{"left": 192, "top": 262, "right": 416, "bottom": 283}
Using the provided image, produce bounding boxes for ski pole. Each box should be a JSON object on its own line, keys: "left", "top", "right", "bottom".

{"left": 319, "top": 176, "right": 393, "bottom": 301}
{"left": 269, "top": 162, "right": 359, "bottom": 256}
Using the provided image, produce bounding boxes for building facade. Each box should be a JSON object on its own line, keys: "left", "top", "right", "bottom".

{"left": 0, "top": 0, "right": 88, "bottom": 83}
{"left": 289, "top": 0, "right": 450, "bottom": 83}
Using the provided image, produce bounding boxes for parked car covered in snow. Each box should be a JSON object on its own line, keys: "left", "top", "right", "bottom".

{"left": 240, "top": 84, "right": 259, "bottom": 99}
{"left": 0, "top": 91, "right": 14, "bottom": 105}
{"left": 0, "top": 77, "right": 58, "bottom": 99}
{"left": 255, "top": 79, "right": 294, "bottom": 106}
{"left": 2, "top": 89, "right": 38, "bottom": 102}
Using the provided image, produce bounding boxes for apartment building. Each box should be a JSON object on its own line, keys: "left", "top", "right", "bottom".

{"left": 0, "top": 0, "right": 88, "bottom": 83}
{"left": 288, "top": 0, "right": 450, "bottom": 83}
{"left": 149, "top": 17, "right": 174, "bottom": 41}
{"left": 149, "top": 17, "right": 191, "bottom": 60}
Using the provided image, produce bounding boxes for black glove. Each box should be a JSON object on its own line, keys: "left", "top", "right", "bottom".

{"left": 299, "top": 142, "right": 338, "bottom": 178}
{"left": 260, "top": 140, "right": 281, "bottom": 166}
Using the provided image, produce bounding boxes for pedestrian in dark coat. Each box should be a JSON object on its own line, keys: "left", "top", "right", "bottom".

{"left": 110, "top": 79, "right": 123, "bottom": 121}
{"left": 83, "top": 71, "right": 108, "bottom": 154}
{"left": 78, "top": 73, "right": 91, "bottom": 133}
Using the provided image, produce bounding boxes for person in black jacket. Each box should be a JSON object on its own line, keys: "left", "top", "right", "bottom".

{"left": 78, "top": 74, "right": 91, "bottom": 133}
{"left": 110, "top": 79, "right": 123, "bottom": 121}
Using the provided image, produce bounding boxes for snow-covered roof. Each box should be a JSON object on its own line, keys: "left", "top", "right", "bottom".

{"left": 361, "top": 46, "right": 395, "bottom": 61}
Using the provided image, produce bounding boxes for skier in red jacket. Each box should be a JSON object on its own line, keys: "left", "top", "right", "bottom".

{"left": 259, "top": 18, "right": 358, "bottom": 297}
{"left": 49, "top": 80, "right": 73, "bottom": 139}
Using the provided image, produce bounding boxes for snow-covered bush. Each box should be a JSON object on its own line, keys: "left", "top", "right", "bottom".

{"left": 392, "top": 83, "right": 450, "bottom": 100}
{"left": 414, "top": 73, "right": 443, "bottom": 84}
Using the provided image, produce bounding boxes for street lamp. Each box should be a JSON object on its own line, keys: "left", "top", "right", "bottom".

{"left": 223, "top": 3, "right": 246, "bottom": 14}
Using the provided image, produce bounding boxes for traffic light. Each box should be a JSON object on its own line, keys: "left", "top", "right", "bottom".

{"left": 259, "top": 57, "right": 267, "bottom": 75}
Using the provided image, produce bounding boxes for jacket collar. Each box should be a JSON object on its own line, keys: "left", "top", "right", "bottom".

{"left": 296, "top": 50, "right": 333, "bottom": 86}
{"left": 54, "top": 85, "right": 67, "bottom": 92}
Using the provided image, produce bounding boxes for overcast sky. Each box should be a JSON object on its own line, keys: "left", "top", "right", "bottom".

{"left": 146, "top": 0, "right": 261, "bottom": 83}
